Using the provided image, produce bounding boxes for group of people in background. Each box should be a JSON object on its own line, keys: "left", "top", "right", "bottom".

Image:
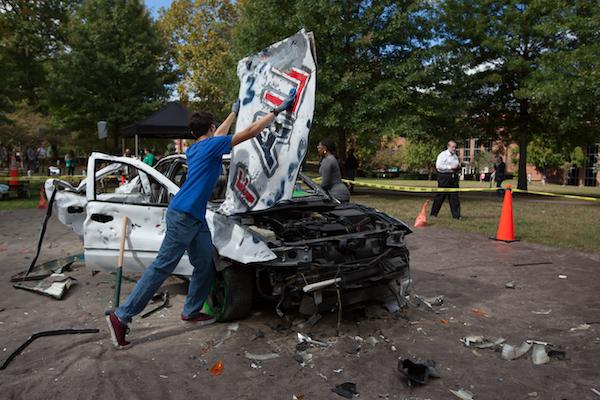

{"left": 0, "top": 143, "right": 80, "bottom": 176}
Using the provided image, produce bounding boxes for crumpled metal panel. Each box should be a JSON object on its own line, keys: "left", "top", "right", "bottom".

{"left": 206, "top": 209, "right": 276, "bottom": 264}
{"left": 219, "top": 29, "right": 316, "bottom": 215}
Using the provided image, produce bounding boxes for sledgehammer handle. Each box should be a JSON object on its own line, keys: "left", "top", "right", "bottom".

{"left": 113, "top": 216, "right": 129, "bottom": 308}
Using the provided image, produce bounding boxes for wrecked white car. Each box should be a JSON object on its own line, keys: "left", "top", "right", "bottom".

{"left": 45, "top": 153, "right": 412, "bottom": 321}
{"left": 45, "top": 30, "right": 412, "bottom": 321}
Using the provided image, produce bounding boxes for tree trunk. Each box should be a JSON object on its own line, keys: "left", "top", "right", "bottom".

{"left": 517, "top": 100, "right": 529, "bottom": 190}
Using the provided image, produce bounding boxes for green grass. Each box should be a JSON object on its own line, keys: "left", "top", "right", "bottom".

{"left": 354, "top": 190, "right": 600, "bottom": 253}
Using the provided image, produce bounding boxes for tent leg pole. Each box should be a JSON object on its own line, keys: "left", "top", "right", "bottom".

{"left": 135, "top": 135, "right": 139, "bottom": 159}
{"left": 121, "top": 138, "right": 125, "bottom": 156}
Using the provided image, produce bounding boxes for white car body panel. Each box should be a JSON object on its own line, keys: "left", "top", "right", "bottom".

{"left": 45, "top": 152, "right": 275, "bottom": 276}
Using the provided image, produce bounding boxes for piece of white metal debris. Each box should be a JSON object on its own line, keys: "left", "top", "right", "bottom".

{"left": 570, "top": 323, "right": 591, "bottom": 332}
{"left": 297, "top": 332, "right": 328, "bottom": 347}
{"left": 366, "top": 336, "right": 379, "bottom": 347}
{"left": 227, "top": 323, "right": 239, "bottom": 332}
{"left": 461, "top": 336, "right": 506, "bottom": 349}
{"left": 501, "top": 341, "right": 532, "bottom": 360}
{"left": 244, "top": 351, "right": 280, "bottom": 361}
{"left": 449, "top": 388, "right": 474, "bottom": 400}
{"left": 531, "top": 343, "right": 550, "bottom": 365}
{"left": 558, "top": 275, "right": 567, "bottom": 279}
{"left": 591, "top": 388, "right": 600, "bottom": 397}
{"left": 505, "top": 281, "right": 516, "bottom": 289}
{"left": 531, "top": 309, "right": 552, "bottom": 315}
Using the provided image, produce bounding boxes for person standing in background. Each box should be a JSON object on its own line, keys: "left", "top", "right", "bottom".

{"left": 318, "top": 138, "right": 350, "bottom": 203}
{"left": 493, "top": 155, "right": 506, "bottom": 196}
{"left": 430, "top": 140, "right": 461, "bottom": 219}
{"left": 65, "top": 151, "right": 75, "bottom": 175}
{"left": 143, "top": 147, "right": 155, "bottom": 166}
{"left": 345, "top": 148, "right": 359, "bottom": 193}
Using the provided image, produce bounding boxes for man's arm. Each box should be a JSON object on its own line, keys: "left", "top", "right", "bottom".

{"left": 231, "top": 89, "right": 296, "bottom": 147}
{"left": 231, "top": 112, "right": 276, "bottom": 147}
{"left": 214, "top": 100, "right": 240, "bottom": 137}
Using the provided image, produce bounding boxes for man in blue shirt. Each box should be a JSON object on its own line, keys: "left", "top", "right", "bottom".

{"left": 107, "top": 92, "right": 296, "bottom": 348}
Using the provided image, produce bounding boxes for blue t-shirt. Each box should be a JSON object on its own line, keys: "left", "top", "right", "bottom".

{"left": 169, "top": 135, "right": 232, "bottom": 220}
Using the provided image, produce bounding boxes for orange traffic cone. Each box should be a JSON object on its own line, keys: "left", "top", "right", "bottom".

{"left": 491, "top": 185, "right": 518, "bottom": 242}
{"left": 37, "top": 185, "right": 48, "bottom": 209}
{"left": 414, "top": 199, "right": 430, "bottom": 228}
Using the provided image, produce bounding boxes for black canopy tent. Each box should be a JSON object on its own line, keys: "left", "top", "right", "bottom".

{"left": 122, "top": 101, "right": 193, "bottom": 157}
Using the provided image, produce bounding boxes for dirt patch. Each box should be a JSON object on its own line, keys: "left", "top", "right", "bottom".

{"left": 1, "top": 209, "right": 599, "bottom": 399}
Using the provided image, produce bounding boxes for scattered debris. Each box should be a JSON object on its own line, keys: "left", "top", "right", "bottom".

{"left": 570, "top": 323, "right": 591, "bottom": 332}
{"left": 293, "top": 351, "right": 313, "bottom": 366}
{"left": 209, "top": 360, "right": 224, "bottom": 376}
{"left": 0, "top": 328, "right": 99, "bottom": 370}
{"left": 398, "top": 358, "right": 441, "bottom": 386}
{"left": 512, "top": 261, "right": 552, "bottom": 267}
{"left": 591, "top": 388, "right": 600, "bottom": 397}
{"left": 558, "top": 275, "right": 567, "bottom": 279}
{"left": 505, "top": 281, "right": 516, "bottom": 289}
{"left": 527, "top": 392, "right": 538, "bottom": 397}
{"left": 293, "top": 394, "right": 305, "bottom": 400}
{"left": 531, "top": 343, "right": 550, "bottom": 365}
{"left": 414, "top": 294, "right": 444, "bottom": 311}
{"left": 13, "top": 274, "right": 76, "bottom": 300}
{"left": 244, "top": 351, "right": 279, "bottom": 361}
{"left": 140, "top": 291, "right": 170, "bottom": 319}
{"left": 365, "top": 336, "right": 379, "bottom": 347}
{"left": 470, "top": 308, "right": 488, "bottom": 318}
{"left": 227, "top": 323, "right": 239, "bottom": 332}
{"left": 501, "top": 341, "right": 532, "bottom": 360}
{"left": 10, "top": 253, "right": 83, "bottom": 282}
{"left": 383, "top": 301, "right": 400, "bottom": 314}
{"left": 531, "top": 309, "right": 552, "bottom": 315}
{"left": 440, "top": 319, "right": 449, "bottom": 325}
{"left": 332, "top": 382, "right": 358, "bottom": 399}
{"left": 547, "top": 349, "right": 567, "bottom": 360}
{"left": 461, "top": 336, "right": 506, "bottom": 349}
{"left": 317, "top": 372, "right": 328, "bottom": 381}
{"left": 333, "top": 368, "right": 343, "bottom": 373}
{"left": 297, "top": 332, "right": 328, "bottom": 347}
{"left": 449, "top": 388, "right": 474, "bottom": 400}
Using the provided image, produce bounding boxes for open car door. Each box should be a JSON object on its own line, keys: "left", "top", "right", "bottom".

{"left": 83, "top": 153, "right": 194, "bottom": 275}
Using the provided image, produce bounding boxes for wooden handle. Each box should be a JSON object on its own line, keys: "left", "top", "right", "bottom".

{"left": 117, "top": 216, "right": 128, "bottom": 268}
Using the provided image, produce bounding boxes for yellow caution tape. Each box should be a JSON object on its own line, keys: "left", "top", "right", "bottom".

{"left": 512, "top": 188, "right": 600, "bottom": 203}
{"left": 340, "top": 179, "right": 498, "bottom": 193}
{"left": 339, "top": 179, "right": 600, "bottom": 202}
{"left": 0, "top": 175, "right": 86, "bottom": 183}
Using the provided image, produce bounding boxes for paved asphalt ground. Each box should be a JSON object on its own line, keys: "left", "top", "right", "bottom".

{"left": 0, "top": 209, "right": 599, "bottom": 399}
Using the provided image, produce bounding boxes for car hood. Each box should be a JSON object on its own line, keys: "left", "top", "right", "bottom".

{"left": 219, "top": 29, "right": 317, "bottom": 216}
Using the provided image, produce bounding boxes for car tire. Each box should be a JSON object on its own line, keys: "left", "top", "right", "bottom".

{"left": 205, "top": 264, "right": 255, "bottom": 322}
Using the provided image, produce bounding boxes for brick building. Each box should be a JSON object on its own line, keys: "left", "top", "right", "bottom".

{"left": 457, "top": 138, "right": 599, "bottom": 187}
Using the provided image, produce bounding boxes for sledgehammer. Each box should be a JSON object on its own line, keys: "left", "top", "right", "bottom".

{"left": 105, "top": 216, "right": 129, "bottom": 315}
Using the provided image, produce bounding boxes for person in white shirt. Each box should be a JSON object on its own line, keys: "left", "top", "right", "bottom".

{"left": 430, "top": 140, "right": 461, "bottom": 219}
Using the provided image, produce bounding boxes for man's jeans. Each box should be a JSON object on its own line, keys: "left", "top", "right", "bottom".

{"left": 115, "top": 209, "right": 214, "bottom": 324}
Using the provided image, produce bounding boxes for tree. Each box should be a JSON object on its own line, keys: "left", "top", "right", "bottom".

{"left": 232, "top": 0, "right": 431, "bottom": 164}
{"left": 48, "top": 0, "right": 175, "bottom": 151}
{"left": 401, "top": 139, "right": 440, "bottom": 180}
{"left": 0, "top": 0, "right": 77, "bottom": 118}
{"left": 527, "top": 138, "right": 565, "bottom": 183}
{"left": 157, "top": 0, "right": 237, "bottom": 114}
{"left": 431, "top": 0, "right": 600, "bottom": 190}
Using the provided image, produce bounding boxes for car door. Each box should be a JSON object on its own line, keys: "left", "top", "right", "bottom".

{"left": 83, "top": 152, "right": 194, "bottom": 275}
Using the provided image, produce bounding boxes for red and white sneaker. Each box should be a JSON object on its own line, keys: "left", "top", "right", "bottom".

{"left": 106, "top": 312, "right": 131, "bottom": 349}
{"left": 181, "top": 313, "right": 216, "bottom": 326}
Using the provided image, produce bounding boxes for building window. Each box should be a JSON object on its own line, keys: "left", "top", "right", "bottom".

{"left": 473, "top": 138, "right": 480, "bottom": 159}
{"left": 463, "top": 139, "right": 471, "bottom": 162}
{"left": 484, "top": 138, "right": 493, "bottom": 153}
{"left": 584, "top": 144, "right": 598, "bottom": 187}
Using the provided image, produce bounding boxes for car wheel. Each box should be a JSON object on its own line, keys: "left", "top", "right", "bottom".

{"left": 205, "top": 264, "right": 255, "bottom": 322}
